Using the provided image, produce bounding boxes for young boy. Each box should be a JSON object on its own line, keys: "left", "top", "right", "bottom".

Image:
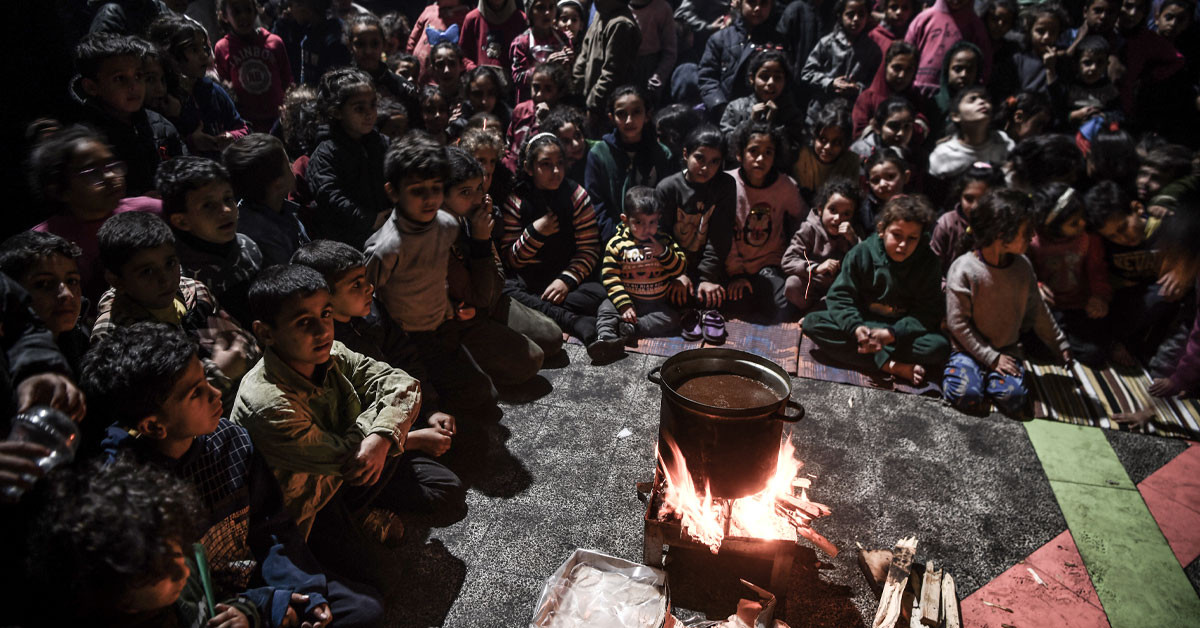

{"left": 223, "top": 133, "right": 311, "bottom": 268}
{"left": 0, "top": 231, "right": 89, "bottom": 375}
{"left": 82, "top": 322, "right": 383, "bottom": 627}
{"left": 158, "top": 156, "right": 264, "bottom": 327}
{"left": 1135, "top": 144, "right": 1192, "bottom": 205}
{"left": 571, "top": 0, "right": 641, "bottom": 129}
{"left": 271, "top": 0, "right": 353, "bottom": 85}
{"left": 232, "top": 265, "right": 464, "bottom": 575}
{"left": 72, "top": 33, "right": 184, "bottom": 195}
{"left": 365, "top": 135, "right": 499, "bottom": 417}
{"left": 92, "top": 211, "right": 260, "bottom": 405}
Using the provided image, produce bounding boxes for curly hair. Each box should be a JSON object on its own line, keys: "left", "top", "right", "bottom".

{"left": 731, "top": 121, "right": 788, "bottom": 172}
{"left": 315, "top": 67, "right": 374, "bottom": 124}
{"left": 280, "top": 84, "right": 320, "bottom": 157}
{"left": 80, "top": 322, "right": 199, "bottom": 429}
{"left": 459, "top": 126, "right": 505, "bottom": 155}
{"left": 966, "top": 188, "right": 1035, "bottom": 250}
{"left": 813, "top": 177, "right": 864, "bottom": 214}
{"left": 876, "top": 193, "right": 936, "bottom": 233}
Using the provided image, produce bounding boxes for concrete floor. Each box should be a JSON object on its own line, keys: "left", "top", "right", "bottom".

{"left": 377, "top": 342, "right": 1195, "bottom": 627}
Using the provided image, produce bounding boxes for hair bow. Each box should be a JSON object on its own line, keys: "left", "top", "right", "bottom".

{"left": 427, "top": 24, "right": 460, "bottom": 45}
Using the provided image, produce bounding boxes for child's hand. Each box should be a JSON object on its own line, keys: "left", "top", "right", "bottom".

{"left": 547, "top": 48, "right": 573, "bottom": 65}
{"left": 211, "top": 333, "right": 251, "bottom": 381}
{"left": 542, "top": 278, "right": 570, "bottom": 303}
{"left": 532, "top": 212, "right": 559, "bottom": 236}
{"left": 1069, "top": 106, "right": 1101, "bottom": 122}
{"left": 868, "top": 327, "right": 894, "bottom": 349}
{"left": 1085, "top": 296, "right": 1108, "bottom": 319}
{"left": 709, "top": 14, "right": 731, "bottom": 31}
{"left": 207, "top": 603, "right": 251, "bottom": 628}
{"left": 15, "top": 372, "right": 86, "bottom": 422}
{"left": 449, "top": 102, "right": 464, "bottom": 123}
{"left": 1157, "top": 267, "right": 1190, "bottom": 301}
{"left": 0, "top": 441, "right": 50, "bottom": 502}
{"left": 992, "top": 354, "right": 1021, "bottom": 377}
{"left": 697, "top": 281, "right": 725, "bottom": 308}
{"left": 535, "top": 102, "right": 551, "bottom": 122}
{"left": 1149, "top": 377, "right": 1180, "bottom": 398}
{"left": 726, "top": 277, "right": 753, "bottom": 300}
{"left": 303, "top": 602, "right": 333, "bottom": 628}
{"left": 620, "top": 307, "right": 638, "bottom": 324}
{"left": 1038, "top": 282, "right": 1055, "bottom": 307}
{"left": 853, "top": 326, "right": 875, "bottom": 353}
{"left": 642, "top": 239, "right": 666, "bottom": 257}
{"left": 471, "top": 195, "right": 495, "bottom": 240}
{"left": 838, "top": 221, "right": 855, "bottom": 241}
{"left": 429, "top": 411, "right": 456, "bottom": 434}
{"left": 832, "top": 77, "right": 859, "bottom": 95}
{"left": 751, "top": 100, "right": 777, "bottom": 122}
{"left": 815, "top": 258, "right": 840, "bottom": 276}
{"left": 1146, "top": 204, "right": 1173, "bottom": 218}
{"left": 343, "top": 434, "right": 390, "bottom": 486}
{"left": 669, "top": 275, "right": 693, "bottom": 305}
{"left": 407, "top": 427, "right": 453, "bottom": 457}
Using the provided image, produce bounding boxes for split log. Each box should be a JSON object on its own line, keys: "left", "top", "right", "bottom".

{"left": 939, "top": 572, "right": 960, "bottom": 628}
{"left": 919, "top": 561, "right": 942, "bottom": 627}
{"left": 795, "top": 524, "right": 839, "bottom": 557}
{"left": 858, "top": 549, "right": 893, "bottom": 596}
{"left": 872, "top": 537, "right": 918, "bottom": 628}
{"left": 776, "top": 493, "right": 832, "bottom": 519}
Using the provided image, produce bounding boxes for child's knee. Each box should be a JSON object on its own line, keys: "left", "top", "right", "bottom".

{"left": 987, "top": 375, "right": 1028, "bottom": 414}
{"left": 943, "top": 354, "right": 986, "bottom": 411}
{"left": 784, "top": 275, "right": 811, "bottom": 309}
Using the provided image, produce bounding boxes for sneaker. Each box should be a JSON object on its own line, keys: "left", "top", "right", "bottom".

{"left": 702, "top": 310, "right": 727, "bottom": 345}
{"left": 618, "top": 321, "right": 636, "bottom": 346}
{"left": 681, "top": 309, "right": 703, "bottom": 341}
{"left": 359, "top": 507, "right": 405, "bottom": 548}
{"left": 587, "top": 333, "right": 626, "bottom": 364}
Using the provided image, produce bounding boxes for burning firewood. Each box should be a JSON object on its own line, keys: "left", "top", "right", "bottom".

{"left": 775, "top": 493, "right": 831, "bottom": 521}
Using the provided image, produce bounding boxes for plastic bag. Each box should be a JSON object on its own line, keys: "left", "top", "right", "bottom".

{"left": 530, "top": 549, "right": 670, "bottom": 628}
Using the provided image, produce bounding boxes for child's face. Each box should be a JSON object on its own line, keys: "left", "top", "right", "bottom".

{"left": 396, "top": 59, "right": 419, "bottom": 83}
{"left": 685, "top": 145, "right": 723, "bottom": 184}
{"left": 142, "top": 59, "right": 169, "bottom": 109}
{"left": 999, "top": 221, "right": 1033, "bottom": 256}
{"left": 1030, "top": 14, "right": 1062, "bottom": 54}
{"left": 881, "top": 219, "right": 924, "bottom": 262}
{"left": 884, "top": 53, "right": 916, "bottom": 91}
{"left": 820, "top": 193, "right": 856, "bottom": 235}
{"left": 329, "top": 266, "right": 373, "bottom": 320}
{"left": 171, "top": 180, "right": 239, "bottom": 244}
{"left": 528, "top": 0, "right": 556, "bottom": 30}
{"left": 986, "top": 5, "right": 1015, "bottom": 40}
{"left": 421, "top": 93, "right": 450, "bottom": 134}
{"left": 61, "top": 140, "right": 126, "bottom": 220}
{"left": 741, "top": 0, "right": 773, "bottom": 27}
{"left": 471, "top": 146, "right": 499, "bottom": 190}
{"left": 952, "top": 91, "right": 991, "bottom": 124}
{"left": 555, "top": 122, "right": 587, "bottom": 165}
{"left": 946, "top": 50, "right": 979, "bottom": 91}
{"left": 1118, "top": 0, "right": 1148, "bottom": 30}
{"left": 959, "top": 180, "right": 989, "bottom": 215}
{"left": 868, "top": 161, "right": 908, "bottom": 200}
{"left": 622, "top": 210, "right": 661, "bottom": 241}
{"left": 1157, "top": 3, "right": 1191, "bottom": 39}
{"left": 152, "top": 356, "right": 223, "bottom": 442}
{"left": 740, "top": 133, "right": 776, "bottom": 185}
{"left": 527, "top": 144, "right": 566, "bottom": 190}
{"left": 530, "top": 71, "right": 561, "bottom": 105}
{"left": 813, "top": 126, "right": 846, "bottom": 164}
{"left": 1098, "top": 210, "right": 1146, "bottom": 246}
{"left": 111, "top": 243, "right": 182, "bottom": 310}
{"left": 884, "top": 0, "right": 913, "bottom": 29}
{"left": 841, "top": 0, "right": 869, "bottom": 36}
{"left": 1058, "top": 211, "right": 1087, "bottom": 239}
{"left": 1085, "top": 0, "right": 1117, "bottom": 31}
{"left": 468, "top": 75, "right": 498, "bottom": 114}
{"left": 389, "top": 175, "right": 445, "bottom": 222}
{"left": 85, "top": 55, "right": 146, "bottom": 115}
{"left": 1078, "top": 50, "right": 1108, "bottom": 84}
{"left": 431, "top": 48, "right": 463, "bottom": 87}
{"left": 752, "top": 60, "right": 786, "bottom": 102}
{"left": 19, "top": 254, "right": 82, "bottom": 336}
{"left": 1136, "top": 165, "right": 1166, "bottom": 202}
{"left": 351, "top": 24, "right": 384, "bottom": 71}
{"left": 260, "top": 290, "right": 336, "bottom": 369}
{"left": 224, "top": 0, "right": 259, "bottom": 35}
{"left": 610, "top": 93, "right": 647, "bottom": 145}
{"left": 117, "top": 541, "right": 189, "bottom": 614}
{"left": 336, "top": 87, "right": 379, "bottom": 139}
{"left": 179, "top": 33, "right": 214, "bottom": 79}
{"left": 878, "top": 110, "right": 914, "bottom": 147}
{"left": 557, "top": 6, "right": 583, "bottom": 39}
{"left": 445, "top": 175, "right": 485, "bottom": 217}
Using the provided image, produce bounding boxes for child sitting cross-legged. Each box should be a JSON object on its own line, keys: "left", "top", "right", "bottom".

{"left": 782, "top": 177, "right": 862, "bottom": 313}
{"left": 84, "top": 322, "right": 383, "bottom": 627}
{"left": 943, "top": 189, "right": 1071, "bottom": 416}
{"left": 233, "top": 265, "right": 465, "bottom": 579}
{"left": 223, "top": 133, "right": 311, "bottom": 268}
{"left": 590, "top": 187, "right": 688, "bottom": 362}
{"left": 803, "top": 194, "right": 950, "bottom": 384}
{"left": 92, "top": 211, "right": 261, "bottom": 407}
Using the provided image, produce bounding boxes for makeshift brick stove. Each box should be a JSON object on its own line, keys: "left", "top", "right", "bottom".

{"left": 640, "top": 349, "right": 838, "bottom": 596}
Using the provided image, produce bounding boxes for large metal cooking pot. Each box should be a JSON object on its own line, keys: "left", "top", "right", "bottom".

{"left": 647, "top": 348, "right": 804, "bottom": 499}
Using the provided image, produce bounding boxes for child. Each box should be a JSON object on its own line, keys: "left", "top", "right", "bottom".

{"left": 158, "top": 157, "right": 263, "bottom": 327}
{"left": 652, "top": 104, "right": 705, "bottom": 166}
{"left": 592, "top": 186, "right": 687, "bottom": 361}
{"left": 869, "top": 0, "right": 915, "bottom": 53}
{"left": 71, "top": 33, "right": 184, "bottom": 196}
{"left": 510, "top": 0, "right": 572, "bottom": 102}
{"left": 381, "top": 11, "right": 412, "bottom": 57}
{"left": 931, "top": 161, "right": 1002, "bottom": 272}
{"left": 1004, "top": 133, "right": 1082, "bottom": 192}
{"left": 407, "top": 0, "right": 473, "bottom": 84}
{"left": 720, "top": 49, "right": 805, "bottom": 150}
{"left": 147, "top": 15, "right": 252, "bottom": 157}
{"left": 782, "top": 177, "right": 862, "bottom": 312}
{"left": 272, "top": 0, "right": 354, "bottom": 85}
{"left": 792, "top": 100, "right": 860, "bottom": 203}
{"left": 505, "top": 61, "right": 569, "bottom": 170}
{"left": 930, "top": 41, "right": 983, "bottom": 130}
{"left": 695, "top": 0, "right": 788, "bottom": 121}
{"left": 500, "top": 133, "right": 607, "bottom": 342}
{"left": 584, "top": 85, "right": 674, "bottom": 241}
{"left": 1001, "top": 3, "right": 1068, "bottom": 101}
{"left": 725, "top": 122, "right": 806, "bottom": 322}
{"left": 223, "top": 134, "right": 311, "bottom": 268}
{"left": 348, "top": 13, "right": 421, "bottom": 129}
{"left": 542, "top": 105, "right": 594, "bottom": 184}
{"left": 928, "top": 87, "right": 1014, "bottom": 181}
{"left": 92, "top": 211, "right": 261, "bottom": 404}
{"left": 803, "top": 194, "right": 949, "bottom": 384}
{"left": 629, "top": 0, "right": 678, "bottom": 102}
{"left": 801, "top": 0, "right": 882, "bottom": 125}
{"left": 391, "top": 52, "right": 421, "bottom": 83}
{"left": 572, "top": 0, "right": 642, "bottom": 127}
{"left": 306, "top": 68, "right": 389, "bottom": 248}
{"left": 850, "top": 96, "right": 919, "bottom": 159}
{"left": 0, "top": 232, "right": 88, "bottom": 376}
{"left": 460, "top": 0, "right": 528, "bottom": 70}
{"left": 461, "top": 125, "right": 515, "bottom": 209}
{"left": 1029, "top": 183, "right": 1111, "bottom": 367}
{"left": 451, "top": 66, "right": 512, "bottom": 139}
{"left": 655, "top": 125, "right": 737, "bottom": 310}
{"left": 852, "top": 40, "right": 921, "bottom": 137}
{"left": 84, "top": 323, "right": 382, "bottom": 627}
{"left": 556, "top": 0, "right": 586, "bottom": 44}
{"left": 904, "top": 0, "right": 992, "bottom": 95}
{"left": 213, "top": 0, "right": 294, "bottom": 132}
{"left": 859, "top": 147, "right": 913, "bottom": 236}
{"left": 1136, "top": 144, "right": 1192, "bottom": 204}
{"left": 995, "top": 91, "right": 1052, "bottom": 143}
{"left": 1065, "top": 36, "right": 1120, "bottom": 127}
{"left": 140, "top": 43, "right": 183, "bottom": 122}
{"left": 425, "top": 41, "right": 468, "bottom": 102}
{"left": 232, "top": 265, "right": 465, "bottom": 563}
{"left": 944, "top": 188, "right": 1069, "bottom": 415}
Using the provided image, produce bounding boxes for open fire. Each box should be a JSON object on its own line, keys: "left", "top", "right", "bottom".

{"left": 655, "top": 432, "right": 837, "bottom": 557}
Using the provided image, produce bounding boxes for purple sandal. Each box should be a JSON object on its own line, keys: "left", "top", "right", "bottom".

{"left": 681, "top": 309, "right": 703, "bottom": 341}
{"left": 702, "top": 310, "right": 727, "bottom": 345}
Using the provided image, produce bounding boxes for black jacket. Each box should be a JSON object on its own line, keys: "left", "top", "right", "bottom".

{"left": 305, "top": 124, "right": 390, "bottom": 249}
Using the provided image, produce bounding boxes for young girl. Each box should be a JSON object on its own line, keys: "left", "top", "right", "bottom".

{"left": 803, "top": 194, "right": 949, "bottom": 384}
{"left": 944, "top": 188, "right": 1070, "bottom": 415}
{"left": 425, "top": 41, "right": 468, "bottom": 104}
{"left": 584, "top": 85, "right": 674, "bottom": 241}
{"left": 279, "top": 84, "right": 320, "bottom": 209}
{"left": 931, "top": 41, "right": 983, "bottom": 132}
{"left": 995, "top": 91, "right": 1051, "bottom": 143}
{"left": 348, "top": 13, "right": 419, "bottom": 126}
{"left": 869, "top": 0, "right": 915, "bottom": 53}
{"left": 141, "top": 45, "right": 183, "bottom": 121}
{"left": 419, "top": 84, "right": 452, "bottom": 143}
{"left": 451, "top": 65, "right": 511, "bottom": 140}
{"left": 904, "top": 0, "right": 992, "bottom": 95}
{"left": 720, "top": 49, "right": 804, "bottom": 151}
{"left": 556, "top": 0, "right": 586, "bottom": 45}
{"left": 725, "top": 121, "right": 806, "bottom": 322}
{"left": 792, "top": 100, "right": 860, "bottom": 203}
{"left": 1029, "top": 183, "right": 1111, "bottom": 367}
{"left": 214, "top": 0, "right": 293, "bottom": 132}
{"left": 407, "top": 0, "right": 472, "bottom": 82}
{"left": 542, "top": 105, "right": 593, "bottom": 184}
{"left": 1004, "top": 3, "right": 1069, "bottom": 100}
{"left": 500, "top": 133, "right": 607, "bottom": 343}
{"left": 654, "top": 125, "right": 737, "bottom": 309}
{"left": 801, "top": 0, "right": 882, "bottom": 125}
{"left": 460, "top": 0, "right": 528, "bottom": 70}
{"left": 148, "top": 15, "right": 251, "bottom": 157}
{"left": 460, "top": 125, "right": 513, "bottom": 213}
{"left": 931, "top": 161, "right": 1003, "bottom": 272}
{"left": 782, "top": 177, "right": 862, "bottom": 311}
{"left": 305, "top": 68, "right": 389, "bottom": 248}
{"left": 928, "top": 87, "right": 1014, "bottom": 181}
{"left": 859, "top": 147, "right": 913, "bottom": 236}
{"left": 510, "top": 0, "right": 572, "bottom": 102}
{"left": 505, "top": 62, "right": 568, "bottom": 171}
{"left": 850, "top": 96, "right": 918, "bottom": 159}
{"left": 852, "top": 40, "right": 920, "bottom": 137}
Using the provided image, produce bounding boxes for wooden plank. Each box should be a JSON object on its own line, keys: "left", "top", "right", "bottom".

{"left": 940, "top": 572, "right": 960, "bottom": 628}
{"left": 920, "top": 561, "right": 942, "bottom": 627}
{"left": 872, "top": 537, "right": 918, "bottom": 628}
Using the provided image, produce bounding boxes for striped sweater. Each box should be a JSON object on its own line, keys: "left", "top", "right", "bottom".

{"left": 600, "top": 223, "right": 686, "bottom": 312}
{"left": 500, "top": 181, "right": 602, "bottom": 289}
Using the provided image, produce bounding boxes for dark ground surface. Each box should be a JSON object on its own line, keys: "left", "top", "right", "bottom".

{"left": 376, "top": 343, "right": 1195, "bottom": 627}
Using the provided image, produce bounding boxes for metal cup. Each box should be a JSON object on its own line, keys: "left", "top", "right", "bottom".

{"left": 2, "top": 406, "right": 80, "bottom": 500}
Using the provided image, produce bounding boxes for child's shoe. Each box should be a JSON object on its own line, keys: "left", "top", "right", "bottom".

{"left": 702, "top": 310, "right": 727, "bottom": 345}
{"left": 681, "top": 309, "right": 703, "bottom": 341}
{"left": 359, "top": 507, "right": 405, "bottom": 548}
{"left": 587, "top": 333, "right": 626, "bottom": 364}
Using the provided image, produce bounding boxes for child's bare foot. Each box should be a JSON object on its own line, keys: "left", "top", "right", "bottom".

{"left": 1113, "top": 407, "right": 1155, "bottom": 428}
{"left": 1110, "top": 343, "right": 1137, "bottom": 367}
{"left": 883, "top": 360, "right": 925, "bottom": 385}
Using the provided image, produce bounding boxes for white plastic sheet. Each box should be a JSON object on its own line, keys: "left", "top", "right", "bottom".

{"left": 530, "top": 549, "right": 669, "bottom": 628}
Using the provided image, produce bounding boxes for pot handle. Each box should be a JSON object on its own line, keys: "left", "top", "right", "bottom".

{"left": 647, "top": 365, "right": 663, "bottom": 385}
{"left": 778, "top": 398, "right": 805, "bottom": 422}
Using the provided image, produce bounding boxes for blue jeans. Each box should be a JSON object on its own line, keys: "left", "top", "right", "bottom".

{"left": 943, "top": 351, "right": 1028, "bottom": 415}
